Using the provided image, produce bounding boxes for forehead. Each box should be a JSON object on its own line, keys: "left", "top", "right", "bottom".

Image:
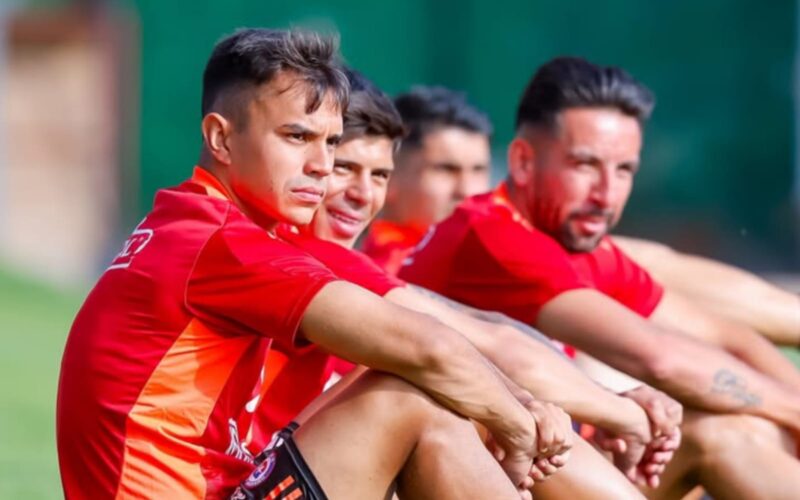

{"left": 419, "top": 126, "right": 491, "bottom": 163}
{"left": 553, "top": 107, "right": 642, "bottom": 156}
{"left": 336, "top": 136, "right": 395, "bottom": 167}
{"left": 250, "top": 71, "right": 343, "bottom": 129}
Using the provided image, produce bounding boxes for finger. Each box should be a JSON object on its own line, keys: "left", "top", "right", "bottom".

{"left": 648, "top": 474, "right": 661, "bottom": 489}
{"left": 643, "top": 462, "right": 665, "bottom": 476}
{"left": 520, "top": 475, "right": 534, "bottom": 490}
{"left": 649, "top": 450, "right": 674, "bottom": 464}
{"left": 529, "top": 465, "right": 546, "bottom": 482}
{"left": 535, "top": 458, "right": 558, "bottom": 476}
{"left": 644, "top": 398, "right": 669, "bottom": 437}
{"left": 548, "top": 451, "right": 570, "bottom": 468}
{"left": 665, "top": 400, "right": 684, "bottom": 428}
{"left": 533, "top": 409, "right": 556, "bottom": 455}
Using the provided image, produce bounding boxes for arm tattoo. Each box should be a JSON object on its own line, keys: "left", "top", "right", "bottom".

{"left": 408, "top": 285, "right": 565, "bottom": 357}
{"left": 710, "top": 369, "right": 762, "bottom": 407}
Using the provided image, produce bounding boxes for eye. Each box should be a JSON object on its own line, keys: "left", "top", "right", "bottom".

{"left": 327, "top": 136, "right": 342, "bottom": 150}
{"left": 373, "top": 170, "right": 392, "bottom": 181}
{"left": 286, "top": 132, "right": 306, "bottom": 143}
{"left": 333, "top": 163, "right": 353, "bottom": 174}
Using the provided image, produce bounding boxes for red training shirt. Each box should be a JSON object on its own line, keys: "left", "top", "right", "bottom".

{"left": 56, "top": 167, "right": 339, "bottom": 499}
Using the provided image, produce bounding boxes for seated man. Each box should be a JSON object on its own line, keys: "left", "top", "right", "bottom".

{"left": 361, "top": 85, "right": 493, "bottom": 274}
{"left": 401, "top": 56, "right": 800, "bottom": 499}
{"left": 612, "top": 235, "right": 800, "bottom": 347}
{"left": 55, "top": 28, "right": 572, "bottom": 500}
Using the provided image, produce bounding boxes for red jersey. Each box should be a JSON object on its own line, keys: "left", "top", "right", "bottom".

{"left": 360, "top": 219, "right": 427, "bottom": 275}
{"left": 56, "top": 168, "right": 339, "bottom": 499}
{"left": 569, "top": 237, "right": 664, "bottom": 317}
{"left": 399, "top": 183, "right": 590, "bottom": 325}
{"left": 243, "top": 227, "right": 406, "bottom": 448}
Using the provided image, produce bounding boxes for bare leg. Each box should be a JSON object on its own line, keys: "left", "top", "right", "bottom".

{"left": 294, "top": 371, "right": 521, "bottom": 499}
{"left": 650, "top": 410, "right": 800, "bottom": 500}
{"left": 532, "top": 436, "right": 646, "bottom": 499}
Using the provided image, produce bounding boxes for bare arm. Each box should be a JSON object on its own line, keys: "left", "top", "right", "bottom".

{"left": 537, "top": 288, "right": 800, "bottom": 435}
{"left": 300, "top": 281, "right": 537, "bottom": 462}
{"left": 385, "top": 285, "right": 652, "bottom": 446}
{"left": 613, "top": 236, "right": 800, "bottom": 346}
{"left": 651, "top": 290, "right": 800, "bottom": 390}
{"left": 405, "top": 285, "right": 563, "bottom": 353}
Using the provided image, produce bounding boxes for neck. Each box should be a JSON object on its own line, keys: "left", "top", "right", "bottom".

{"left": 504, "top": 179, "right": 536, "bottom": 227}
{"left": 197, "top": 159, "right": 279, "bottom": 233}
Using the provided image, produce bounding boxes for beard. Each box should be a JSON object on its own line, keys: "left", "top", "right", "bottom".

{"left": 558, "top": 209, "right": 616, "bottom": 253}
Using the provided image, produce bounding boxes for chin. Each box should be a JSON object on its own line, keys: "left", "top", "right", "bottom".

{"left": 283, "top": 207, "right": 316, "bottom": 227}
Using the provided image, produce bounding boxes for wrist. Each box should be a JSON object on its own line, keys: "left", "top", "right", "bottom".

{"left": 603, "top": 395, "right": 651, "bottom": 442}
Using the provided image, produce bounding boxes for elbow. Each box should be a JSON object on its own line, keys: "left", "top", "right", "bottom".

{"left": 415, "top": 317, "right": 471, "bottom": 372}
{"left": 630, "top": 342, "right": 679, "bottom": 387}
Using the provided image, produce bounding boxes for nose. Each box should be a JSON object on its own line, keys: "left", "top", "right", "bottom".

{"left": 454, "top": 169, "right": 490, "bottom": 200}
{"left": 589, "top": 169, "right": 614, "bottom": 209}
{"left": 346, "top": 170, "right": 373, "bottom": 207}
{"left": 305, "top": 142, "right": 334, "bottom": 179}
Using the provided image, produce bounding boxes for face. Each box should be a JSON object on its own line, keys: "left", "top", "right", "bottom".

{"left": 387, "top": 127, "right": 491, "bottom": 231}
{"left": 523, "top": 107, "right": 642, "bottom": 252}
{"left": 311, "top": 135, "right": 395, "bottom": 248}
{"left": 209, "top": 72, "right": 344, "bottom": 229}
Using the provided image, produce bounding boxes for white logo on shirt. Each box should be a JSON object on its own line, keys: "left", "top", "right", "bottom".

{"left": 108, "top": 218, "right": 153, "bottom": 270}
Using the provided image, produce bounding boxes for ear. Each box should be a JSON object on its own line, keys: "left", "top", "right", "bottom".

{"left": 507, "top": 136, "right": 536, "bottom": 187}
{"left": 201, "top": 112, "right": 235, "bottom": 165}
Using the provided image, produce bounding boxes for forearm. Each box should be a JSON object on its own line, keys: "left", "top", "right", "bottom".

{"left": 721, "top": 325, "right": 800, "bottom": 390}
{"left": 671, "top": 257, "right": 800, "bottom": 346}
{"left": 615, "top": 236, "right": 800, "bottom": 345}
{"left": 403, "top": 284, "right": 564, "bottom": 354}
{"left": 302, "top": 281, "right": 536, "bottom": 448}
{"left": 651, "top": 291, "right": 800, "bottom": 390}
{"left": 648, "top": 333, "right": 800, "bottom": 432}
{"left": 497, "top": 335, "right": 648, "bottom": 434}
{"left": 389, "top": 286, "right": 640, "bottom": 435}
{"left": 537, "top": 290, "right": 800, "bottom": 432}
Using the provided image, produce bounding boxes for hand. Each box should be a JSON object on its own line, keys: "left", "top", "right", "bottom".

{"left": 486, "top": 400, "right": 572, "bottom": 496}
{"left": 592, "top": 396, "right": 652, "bottom": 475}
{"left": 622, "top": 385, "right": 683, "bottom": 487}
{"left": 633, "top": 427, "right": 681, "bottom": 488}
{"left": 622, "top": 385, "right": 683, "bottom": 438}
{"left": 525, "top": 400, "right": 573, "bottom": 483}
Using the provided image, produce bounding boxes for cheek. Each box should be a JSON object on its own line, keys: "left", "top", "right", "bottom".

{"left": 370, "top": 186, "right": 388, "bottom": 219}
{"left": 466, "top": 172, "right": 491, "bottom": 196}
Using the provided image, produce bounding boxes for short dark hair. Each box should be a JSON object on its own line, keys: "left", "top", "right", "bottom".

{"left": 515, "top": 56, "right": 654, "bottom": 131}
{"left": 341, "top": 68, "right": 405, "bottom": 146}
{"left": 202, "top": 28, "right": 349, "bottom": 126}
{"left": 394, "top": 86, "right": 493, "bottom": 151}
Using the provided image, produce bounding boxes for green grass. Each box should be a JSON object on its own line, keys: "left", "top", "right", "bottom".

{"left": 0, "top": 267, "right": 84, "bottom": 498}
{"left": 0, "top": 265, "right": 797, "bottom": 497}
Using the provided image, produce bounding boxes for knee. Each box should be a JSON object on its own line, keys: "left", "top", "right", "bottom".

{"left": 683, "top": 412, "right": 787, "bottom": 456}
{"left": 351, "top": 371, "right": 467, "bottom": 428}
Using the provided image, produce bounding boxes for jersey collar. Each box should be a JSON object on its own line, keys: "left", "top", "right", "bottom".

{"left": 490, "top": 181, "right": 534, "bottom": 232}
{"left": 191, "top": 166, "right": 233, "bottom": 201}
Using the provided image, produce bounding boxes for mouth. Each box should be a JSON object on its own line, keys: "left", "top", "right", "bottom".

{"left": 326, "top": 208, "right": 366, "bottom": 236}
{"left": 290, "top": 186, "right": 325, "bottom": 205}
{"left": 571, "top": 213, "right": 611, "bottom": 236}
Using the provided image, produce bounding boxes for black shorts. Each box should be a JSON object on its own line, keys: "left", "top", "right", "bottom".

{"left": 231, "top": 423, "right": 327, "bottom": 500}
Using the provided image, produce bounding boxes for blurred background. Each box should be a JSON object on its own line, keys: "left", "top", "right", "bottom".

{"left": 0, "top": 0, "right": 797, "bottom": 497}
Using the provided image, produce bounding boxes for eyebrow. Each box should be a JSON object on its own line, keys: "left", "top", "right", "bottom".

{"left": 281, "top": 123, "right": 342, "bottom": 145}
{"left": 566, "top": 150, "right": 603, "bottom": 165}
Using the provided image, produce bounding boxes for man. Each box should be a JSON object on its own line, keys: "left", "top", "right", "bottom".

{"left": 401, "top": 56, "right": 800, "bottom": 499}
{"left": 361, "top": 86, "right": 493, "bottom": 274}
{"left": 270, "top": 68, "right": 680, "bottom": 497}
{"left": 612, "top": 235, "right": 800, "bottom": 347}
{"left": 56, "top": 29, "right": 572, "bottom": 499}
